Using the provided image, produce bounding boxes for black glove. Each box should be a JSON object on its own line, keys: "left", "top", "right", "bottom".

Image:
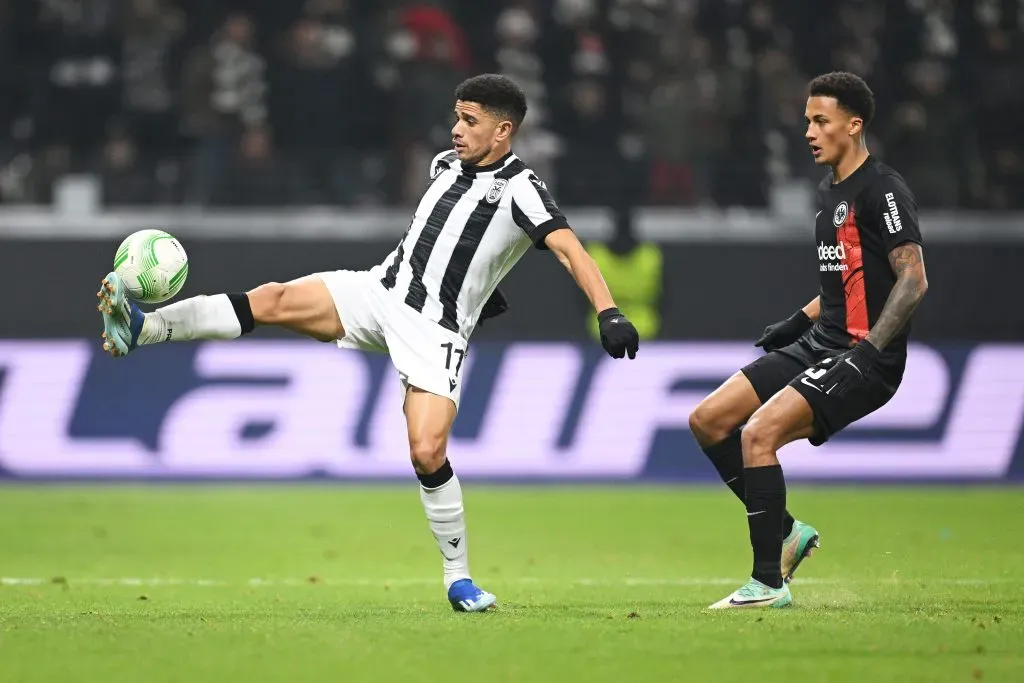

{"left": 477, "top": 289, "right": 509, "bottom": 328}
{"left": 597, "top": 307, "right": 639, "bottom": 359}
{"left": 754, "top": 310, "right": 813, "bottom": 352}
{"left": 816, "top": 341, "right": 881, "bottom": 398}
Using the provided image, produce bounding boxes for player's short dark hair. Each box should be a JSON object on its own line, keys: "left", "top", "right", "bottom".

{"left": 455, "top": 74, "right": 528, "bottom": 128}
{"left": 808, "top": 71, "right": 875, "bottom": 127}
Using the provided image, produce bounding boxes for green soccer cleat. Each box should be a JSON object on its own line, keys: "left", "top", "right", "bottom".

{"left": 708, "top": 578, "right": 793, "bottom": 610}
{"left": 782, "top": 520, "right": 820, "bottom": 583}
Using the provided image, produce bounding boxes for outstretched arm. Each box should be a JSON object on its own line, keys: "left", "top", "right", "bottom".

{"left": 544, "top": 227, "right": 638, "bottom": 359}
{"left": 865, "top": 242, "right": 929, "bottom": 351}
{"left": 544, "top": 227, "right": 616, "bottom": 314}
{"left": 509, "top": 172, "right": 636, "bottom": 358}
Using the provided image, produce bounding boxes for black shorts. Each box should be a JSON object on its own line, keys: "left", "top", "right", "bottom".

{"left": 740, "top": 336, "right": 902, "bottom": 446}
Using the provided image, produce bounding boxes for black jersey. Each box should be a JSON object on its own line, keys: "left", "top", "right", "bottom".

{"left": 808, "top": 155, "right": 923, "bottom": 371}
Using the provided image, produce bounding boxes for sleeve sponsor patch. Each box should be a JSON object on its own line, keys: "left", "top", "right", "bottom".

{"left": 882, "top": 192, "right": 903, "bottom": 234}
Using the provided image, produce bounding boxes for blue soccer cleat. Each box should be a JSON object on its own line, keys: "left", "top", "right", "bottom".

{"left": 447, "top": 578, "right": 497, "bottom": 612}
{"left": 97, "top": 272, "right": 145, "bottom": 357}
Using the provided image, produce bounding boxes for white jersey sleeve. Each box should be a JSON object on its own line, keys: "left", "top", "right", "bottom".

{"left": 508, "top": 171, "right": 570, "bottom": 249}
{"left": 429, "top": 150, "right": 459, "bottom": 179}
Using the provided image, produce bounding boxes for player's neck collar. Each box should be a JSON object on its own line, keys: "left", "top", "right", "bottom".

{"left": 831, "top": 153, "right": 874, "bottom": 186}
{"left": 462, "top": 151, "right": 515, "bottom": 175}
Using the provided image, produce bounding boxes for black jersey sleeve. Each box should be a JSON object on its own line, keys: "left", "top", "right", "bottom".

{"left": 871, "top": 173, "right": 923, "bottom": 252}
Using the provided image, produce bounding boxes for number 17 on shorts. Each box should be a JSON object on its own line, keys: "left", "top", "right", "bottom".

{"left": 441, "top": 342, "right": 466, "bottom": 393}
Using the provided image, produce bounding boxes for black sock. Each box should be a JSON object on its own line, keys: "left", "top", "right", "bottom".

{"left": 704, "top": 431, "right": 746, "bottom": 500}
{"left": 744, "top": 464, "right": 786, "bottom": 589}
{"left": 226, "top": 292, "right": 255, "bottom": 335}
{"left": 416, "top": 458, "right": 454, "bottom": 489}
{"left": 703, "top": 431, "right": 795, "bottom": 538}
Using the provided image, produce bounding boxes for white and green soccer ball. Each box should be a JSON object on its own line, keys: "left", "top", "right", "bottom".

{"left": 113, "top": 229, "right": 189, "bottom": 304}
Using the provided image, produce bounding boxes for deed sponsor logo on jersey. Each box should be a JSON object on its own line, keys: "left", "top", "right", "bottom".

{"left": 818, "top": 241, "right": 848, "bottom": 272}
{"left": 832, "top": 201, "right": 849, "bottom": 227}
{"left": 485, "top": 178, "right": 509, "bottom": 204}
{"left": 529, "top": 174, "right": 548, "bottom": 191}
{"left": 882, "top": 192, "right": 903, "bottom": 234}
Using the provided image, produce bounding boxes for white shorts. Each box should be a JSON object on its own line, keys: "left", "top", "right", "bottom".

{"left": 316, "top": 270, "right": 469, "bottom": 409}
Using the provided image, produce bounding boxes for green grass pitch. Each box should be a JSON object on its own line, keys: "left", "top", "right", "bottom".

{"left": 0, "top": 485, "right": 1021, "bottom": 682}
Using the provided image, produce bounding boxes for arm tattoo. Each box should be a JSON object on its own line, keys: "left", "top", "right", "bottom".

{"left": 866, "top": 243, "right": 929, "bottom": 351}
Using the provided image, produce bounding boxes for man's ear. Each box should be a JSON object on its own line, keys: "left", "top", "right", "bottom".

{"left": 495, "top": 120, "right": 514, "bottom": 142}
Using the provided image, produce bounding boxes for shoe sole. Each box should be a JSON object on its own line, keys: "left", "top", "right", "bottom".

{"left": 708, "top": 593, "right": 793, "bottom": 610}
{"left": 784, "top": 533, "right": 820, "bottom": 584}
{"left": 97, "top": 273, "right": 129, "bottom": 357}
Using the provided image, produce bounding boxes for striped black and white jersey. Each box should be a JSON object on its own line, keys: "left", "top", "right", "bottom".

{"left": 371, "top": 149, "right": 569, "bottom": 337}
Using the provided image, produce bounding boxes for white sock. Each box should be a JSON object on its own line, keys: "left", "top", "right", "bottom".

{"left": 420, "top": 473, "right": 470, "bottom": 590}
{"left": 138, "top": 294, "right": 242, "bottom": 345}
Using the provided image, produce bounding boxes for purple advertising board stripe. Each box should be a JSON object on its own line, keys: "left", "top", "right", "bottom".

{"left": 0, "top": 340, "right": 1021, "bottom": 481}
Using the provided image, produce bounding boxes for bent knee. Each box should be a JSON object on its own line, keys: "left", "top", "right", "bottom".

{"left": 741, "top": 415, "right": 783, "bottom": 457}
{"left": 409, "top": 434, "right": 447, "bottom": 474}
{"left": 690, "top": 402, "right": 738, "bottom": 446}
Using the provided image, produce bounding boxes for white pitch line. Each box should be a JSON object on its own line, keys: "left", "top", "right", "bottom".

{"left": 0, "top": 577, "right": 1013, "bottom": 588}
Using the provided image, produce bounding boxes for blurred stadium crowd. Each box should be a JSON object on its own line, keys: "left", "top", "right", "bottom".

{"left": 0, "top": 0, "right": 1021, "bottom": 209}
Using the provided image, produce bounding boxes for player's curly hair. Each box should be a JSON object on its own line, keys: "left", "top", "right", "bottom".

{"left": 808, "top": 71, "right": 875, "bottom": 127}
{"left": 455, "top": 74, "right": 528, "bottom": 128}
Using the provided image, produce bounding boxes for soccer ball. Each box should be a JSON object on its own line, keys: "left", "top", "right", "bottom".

{"left": 113, "top": 229, "right": 189, "bottom": 304}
